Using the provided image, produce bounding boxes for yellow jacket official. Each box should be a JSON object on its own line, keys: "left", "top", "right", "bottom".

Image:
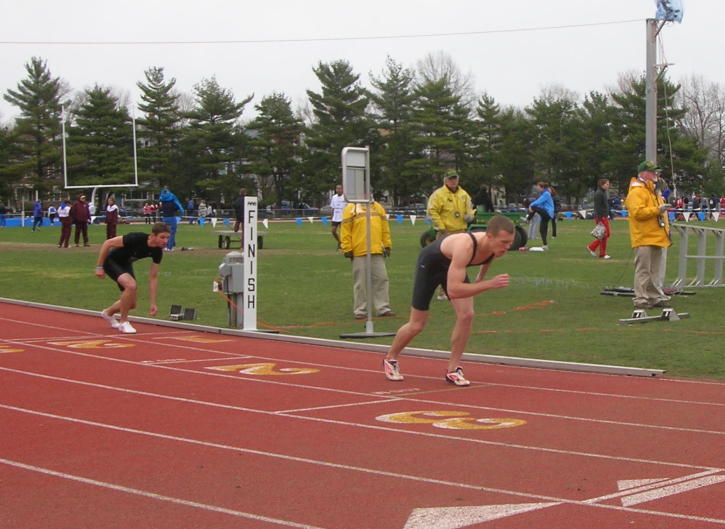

{"left": 624, "top": 177, "right": 671, "bottom": 248}
{"left": 427, "top": 185, "right": 474, "bottom": 233}
{"left": 340, "top": 202, "right": 392, "bottom": 257}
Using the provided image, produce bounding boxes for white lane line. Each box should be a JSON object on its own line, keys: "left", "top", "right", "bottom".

{"left": 620, "top": 475, "right": 725, "bottom": 507}
{"left": 276, "top": 399, "right": 401, "bottom": 414}
{"left": 583, "top": 470, "right": 723, "bottom": 504}
{"left": 2, "top": 405, "right": 724, "bottom": 526}
{"left": 141, "top": 356, "right": 252, "bottom": 365}
{"left": 0, "top": 457, "right": 326, "bottom": 529}
{"left": 5, "top": 330, "right": 724, "bottom": 410}
{"left": 3, "top": 346, "right": 724, "bottom": 439}
{"left": 0, "top": 369, "right": 721, "bottom": 472}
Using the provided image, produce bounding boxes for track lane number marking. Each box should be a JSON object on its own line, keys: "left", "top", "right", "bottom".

{"left": 49, "top": 340, "right": 134, "bottom": 349}
{"left": 207, "top": 362, "right": 319, "bottom": 376}
{"left": 376, "top": 410, "right": 526, "bottom": 430}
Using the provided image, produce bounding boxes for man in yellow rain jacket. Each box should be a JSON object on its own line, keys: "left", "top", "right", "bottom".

{"left": 340, "top": 200, "right": 394, "bottom": 320}
{"left": 427, "top": 169, "right": 475, "bottom": 300}
{"left": 427, "top": 170, "right": 475, "bottom": 236}
{"left": 624, "top": 160, "right": 672, "bottom": 309}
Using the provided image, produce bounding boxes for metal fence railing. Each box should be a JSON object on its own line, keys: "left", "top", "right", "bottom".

{"left": 670, "top": 223, "right": 725, "bottom": 288}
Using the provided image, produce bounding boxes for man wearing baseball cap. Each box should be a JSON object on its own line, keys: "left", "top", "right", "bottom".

{"left": 70, "top": 194, "right": 91, "bottom": 247}
{"left": 427, "top": 169, "right": 476, "bottom": 300}
{"left": 624, "top": 160, "right": 671, "bottom": 309}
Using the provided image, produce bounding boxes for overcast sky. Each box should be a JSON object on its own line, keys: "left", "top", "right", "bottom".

{"left": 1, "top": 0, "right": 720, "bottom": 125}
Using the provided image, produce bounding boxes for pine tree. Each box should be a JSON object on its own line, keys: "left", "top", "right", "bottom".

{"left": 2, "top": 57, "right": 66, "bottom": 193}
{"left": 609, "top": 76, "right": 707, "bottom": 193}
{"left": 0, "top": 124, "right": 12, "bottom": 197}
{"left": 136, "top": 66, "right": 182, "bottom": 187}
{"left": 66, "top": 85, "right": 134, "bottom": 187}
{"left": 406, "top": 76, "right": 470, "bottom": 192}
{"left": 497, "top": 108, "right": 535, "bottom": 202}
{"left": 369, "top": 56, "right": 418, "bottom": 205}
{"left": 576, "top": 91, "right": 620, "bottom": 192}
{"left": 525, "top": 94, "right": 582, "bottom": 199}
{"left": 471, "top": 93, "right": 504, "bottom": 190}
{"left": 304, "top": 60, "right": 372, "bottom": 197}
{"left": 247, "top": 93, "right": 304, "bottom": 206}
{"left": 180, "top": 77, "right": 252, "bottom": 202}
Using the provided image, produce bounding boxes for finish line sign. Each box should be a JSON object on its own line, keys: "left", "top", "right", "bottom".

{"left": 242, "top": 196, "right": 258, "bottom": 331}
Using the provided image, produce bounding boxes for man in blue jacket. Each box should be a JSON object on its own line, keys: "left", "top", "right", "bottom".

{"left": 159, "top": 188, "right": 184, "bottom": 251}
{"left": 528, "top": 181, "right": 554, "bottom": 249}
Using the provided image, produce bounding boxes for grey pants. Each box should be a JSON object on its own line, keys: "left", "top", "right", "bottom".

{"left": 351, "top": 254, "right": 392, "bottom": 317}
{"left": 633, "top": 245, "right": 667, "bottom": 307}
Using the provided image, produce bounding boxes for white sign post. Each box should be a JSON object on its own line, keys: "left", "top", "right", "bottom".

{"left": 339, "top": 147, "right": 395, "bottom": 339}
{"left": 242, "top": 196, "right": 258, "bottom": 331}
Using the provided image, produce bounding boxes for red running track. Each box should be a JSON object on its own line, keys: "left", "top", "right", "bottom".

{"left": 1, "top": 301, "right": 724, "bottom": 528}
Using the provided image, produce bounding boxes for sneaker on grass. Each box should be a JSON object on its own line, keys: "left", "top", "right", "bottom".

{"left": 383, "top": 359, "right": 404, "bottom": 381}
{"left": 445, "top": 367, "right": 470, "bottom": 386}
{"left": 117, "top": 321, "right": 137, "bottom": 334}
{"left": 101, "top": 310, "right": 120, "bottom": 329}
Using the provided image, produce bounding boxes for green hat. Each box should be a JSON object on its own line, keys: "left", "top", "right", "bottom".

{"left": 444, "top": 169, "right": 460, "bottom": 179}
{"left": 638, "top": 160, "right": 661, "bottom": 173}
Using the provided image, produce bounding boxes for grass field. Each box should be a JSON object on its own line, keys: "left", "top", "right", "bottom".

{"left": 1, "top": 217, "right": 723, "bottom": 379}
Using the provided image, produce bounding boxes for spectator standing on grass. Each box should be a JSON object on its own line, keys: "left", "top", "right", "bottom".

{"left": 527, "top": 181, "right": 554, "bottom": 249}
{"left": 587, "top": 178, "right": 612, "bottom": 259}
{"left": 105, "top": 196, "right": 119, "bottom": 239}
{"left": 197, "top": 200, "right": 209, "bottom": 224}
{"left": 47, "top": 204, "right": 57, "bottom": 226}
{"left": 383, "top": 215, "right": 514, "bottom": 386}
{"left": 143, "top": 202, "right": 152, "bottom": 224}
{"left": 232, "top": 188, "right": 246, "bottom": 232}
{"left": 70, "top": 194, "right": 91, "bottom": 246}
{"left": 624, "top": 161, "right": 671, "bottom": 310}
{"left": 187, "top": 198, "right": 196, "bottom": 224}
{"left": 340, "top": 198, "right": 394, "bottom": 320}
{"left": 550, "top": 185, "right": 561, "bottom": 238}
{"left": 473, "top": 184, "right": 494, "bottom": 212}
{"left": 329, "top": 184, "right": 347, "bottom": 249}
{"left": 427, "top": 169, "right": 475, "bottom": 300}
{"left": 32, "top": 200, "right": 43, "bottom": 231}
{"left": 159, "top": 188, "right": 184, "bottom": 252}
{"left": 57, "top": 199, "right": 72, "bottom": 247}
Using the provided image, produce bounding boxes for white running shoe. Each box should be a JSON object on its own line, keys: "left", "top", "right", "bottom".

{"left": 117, "top": 321, "right": 137, "bottom": 334}
{"left": 602, "top": 255, "right": 612, "bottom": 260}
{"left": 445, "top": 367, "right": 470, "bottom": 386}
{"left": 587, "top": 247, "right": 597, "bottom": 257}
{"left": 101, "top": 310, "right": 120, "bottom": 329}
{"left": 383, "top": 359, "right": 404, "bottom": 381}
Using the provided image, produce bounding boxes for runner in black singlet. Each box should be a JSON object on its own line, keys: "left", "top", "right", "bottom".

{"left": 383, "top": 215, "right": 515, "bottom": 386}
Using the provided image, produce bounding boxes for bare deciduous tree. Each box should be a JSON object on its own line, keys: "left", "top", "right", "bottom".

{"left": 678, "top": 75, "right": 725, "bottom": 166}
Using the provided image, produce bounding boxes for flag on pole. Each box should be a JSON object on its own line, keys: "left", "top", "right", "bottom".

{"left": 409, "top": 215, "right": 417, "bottom": 226}
{"left": 210, "top": 218, "right": 217, "bottom": 228}
{"left": 262, "top": 218, "right": 269, "bottom": 229}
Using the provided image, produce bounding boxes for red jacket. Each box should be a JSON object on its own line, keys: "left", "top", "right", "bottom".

{"left": 70, "top": 200, "right": 91, "bottom": 223}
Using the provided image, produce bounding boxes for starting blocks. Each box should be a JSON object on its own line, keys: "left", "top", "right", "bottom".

{"left": 618, "top": 308, "right": 690, "bottom": 324}
{"left": 169, "top": 305, "right": 198, "bottom": 321}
